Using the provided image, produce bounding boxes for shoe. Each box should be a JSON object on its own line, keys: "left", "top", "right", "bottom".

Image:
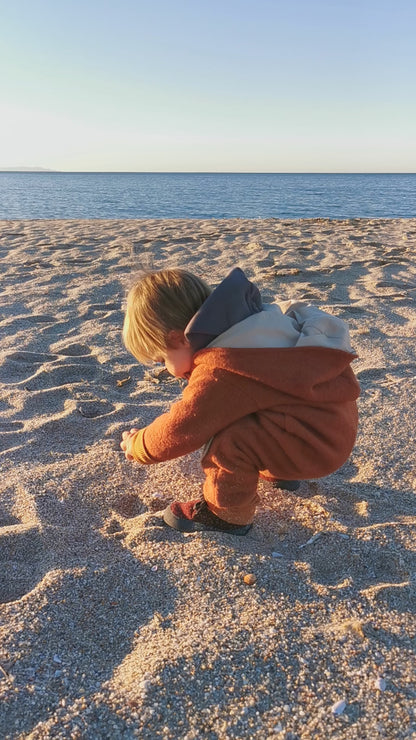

{"left": 163, "top": 499, "right": 252, "bottom": 536}
{"left": 273, "top": 479, "right": 301, "bottom": 491}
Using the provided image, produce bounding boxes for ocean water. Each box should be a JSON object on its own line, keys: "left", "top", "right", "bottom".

{"left": 0, "top": 172, "right": 415, "bottom": 220}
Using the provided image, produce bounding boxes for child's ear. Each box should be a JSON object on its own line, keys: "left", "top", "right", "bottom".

{"left": 166, "top": 329, "right": 189, "bottom": 348}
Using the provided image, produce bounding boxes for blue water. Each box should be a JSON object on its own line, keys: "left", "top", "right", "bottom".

{"left": 0, "top": 172, "right": 415, "bottom": 219}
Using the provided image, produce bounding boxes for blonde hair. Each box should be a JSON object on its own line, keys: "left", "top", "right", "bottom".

{"left": 123, "top": 269, "right": 211, "bottom": 363}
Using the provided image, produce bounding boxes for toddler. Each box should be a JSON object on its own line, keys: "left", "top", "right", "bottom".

{"left": 120, "top": 267, "right": 360, "bottom": 535}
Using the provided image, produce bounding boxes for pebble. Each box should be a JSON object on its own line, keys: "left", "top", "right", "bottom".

{"left": 243, "top": 573, "right": 256, "bottom": 585}
{"left": 299, "top": 532, "right": 322, "bottom": 548}
{"left": 271, "top": 551, "right": 283, "bottom": 558}
{"left": 374, "top": 676, "right": 386, "bottom": 691}
{"left": 331, "top": 699, "right": 347, "bottom": 715}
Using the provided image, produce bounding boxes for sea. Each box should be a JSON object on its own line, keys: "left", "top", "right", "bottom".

{"left": 0, "top": 172, "right": 415, "bottom": 220}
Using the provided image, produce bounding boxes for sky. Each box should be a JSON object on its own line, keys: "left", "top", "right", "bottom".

{"left": 0, "top": 0, "right": 415, "bottom": 172}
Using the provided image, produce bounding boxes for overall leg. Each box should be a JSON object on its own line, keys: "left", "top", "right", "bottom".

{"left": 202, "top": 415, "right": 265, "bottom": 525}
{"left": 162, "top": 414, "right": 260, "bottom": 534}
{"left": 163, "top": 414, "right": 302, "bottom": 533}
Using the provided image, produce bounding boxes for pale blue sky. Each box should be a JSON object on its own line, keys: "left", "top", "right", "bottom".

{"left": 1, "top": 0, "right": 415, "bottom": 171}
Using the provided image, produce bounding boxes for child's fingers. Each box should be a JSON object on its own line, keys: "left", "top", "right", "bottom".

{"left": 121, "top": 429, "right": 138, "bottom": 439}
{"left": 120, "top": 429, "right": 139, "bottom": 460}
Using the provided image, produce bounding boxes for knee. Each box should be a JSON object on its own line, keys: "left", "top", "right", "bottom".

{"left": 202, "top": 423, "right": 256, "bottom": 470}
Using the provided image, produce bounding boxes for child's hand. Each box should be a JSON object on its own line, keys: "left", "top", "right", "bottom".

{"left": 120, "top": 428, "right": 140, "bottom": 461}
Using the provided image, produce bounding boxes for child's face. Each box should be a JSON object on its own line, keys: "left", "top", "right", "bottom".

{"left": 157, "top": 332, "right": 193, "bottom": 378}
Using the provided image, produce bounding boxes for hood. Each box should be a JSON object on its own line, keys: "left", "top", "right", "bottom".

{"left": 207, "top": 301, "right": 354, "bottom": 354}
{"left": 185, "top": 267, "right": 262, "bottom": 352}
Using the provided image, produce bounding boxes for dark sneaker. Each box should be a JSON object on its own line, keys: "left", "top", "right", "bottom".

{"left": 163, "top": 499, "right": 252, "bottom": 536}
{"left": 273, "top": 479, "right": 301, "bottom": 491}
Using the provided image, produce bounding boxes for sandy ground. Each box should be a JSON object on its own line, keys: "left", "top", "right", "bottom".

{"left": 0, "top": 218, "right": 415, "bottom": 740}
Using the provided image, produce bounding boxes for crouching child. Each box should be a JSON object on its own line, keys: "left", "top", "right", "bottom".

{"left": 120, "top": 267, "right": 360, "bottom": 535}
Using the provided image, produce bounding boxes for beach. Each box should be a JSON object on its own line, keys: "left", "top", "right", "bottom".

{"left": 1, "top": 217, "right": 415, "bottom": 739}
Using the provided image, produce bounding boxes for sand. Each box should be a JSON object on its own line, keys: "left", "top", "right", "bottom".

{"left": 0, "top": 218, "right": 415, "bottom": 739}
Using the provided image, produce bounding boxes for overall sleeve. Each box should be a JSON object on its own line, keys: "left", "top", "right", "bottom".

{"left": 131, "top": 363, "right": 260, "bottom": 464}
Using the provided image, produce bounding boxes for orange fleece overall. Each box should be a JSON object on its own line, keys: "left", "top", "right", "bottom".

{"left": 131, "top": 346, "right": 360, "bottom": 525}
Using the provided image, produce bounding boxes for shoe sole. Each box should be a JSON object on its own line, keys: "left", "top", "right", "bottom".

{"left": 273, "top": 480, "right": 301, "bottom": 491}
{"left": 163, "top": 505, "right": 252, "bottom": 536}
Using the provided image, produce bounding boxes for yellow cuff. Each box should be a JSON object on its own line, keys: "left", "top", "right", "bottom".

{"left": 132, "top": 428, "right": 155, "bottom": 464}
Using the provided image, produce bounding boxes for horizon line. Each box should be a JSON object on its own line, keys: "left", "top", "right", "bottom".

{"left": 1, "top": 170, "right": 415, "bottom": 175}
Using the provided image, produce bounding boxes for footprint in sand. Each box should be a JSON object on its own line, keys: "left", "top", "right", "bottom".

{"left": 22, "top": 364, "right": 100, "bottom": 391}
{"left": 358, "top": 364, "right": 416, "bottom": 385}
{"left": 300, "top": 290, "right": 324, "bottom": 300}
{"left": 0, "top": 351, "right": 101, "bottom": 388}
{"left": 55, "top": 343, "right": 92, "bottom": 357}
{"left": 0, "top": 488, "right": 45, "bottom": 604}
{"left": 111, "top": 493, "right": 145, "bottom": 518}
{"left": 335, "top": 305, "right": 367, "bottom": 316}
{"left": 0, "top": 524, "right": 45, "bottom": 603}
{"left": 76, "top": 400, "right": 115, "bottom": 418}
{"left": 0, "top": 315, "right": 57, "bottom": 336}
{"left": 305, "top": 536, "right": 409, "bottom": 591}
{"left": 41, "top": 320, "right": 80, "bottom": 336}
{"left": 0, "top": 352, "right": 58, "bottom": 382}
{"left": 356, "top": 368, "right": 385, "bottom": 383}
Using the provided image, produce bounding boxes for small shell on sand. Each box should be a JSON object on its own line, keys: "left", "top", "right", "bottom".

{"left": 243, "top": 573, "right": 256, "bottom": 585}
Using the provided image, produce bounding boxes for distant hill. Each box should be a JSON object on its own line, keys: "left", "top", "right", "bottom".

{"left": 0, "top": 167, "right": 58, "bottom": 172}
